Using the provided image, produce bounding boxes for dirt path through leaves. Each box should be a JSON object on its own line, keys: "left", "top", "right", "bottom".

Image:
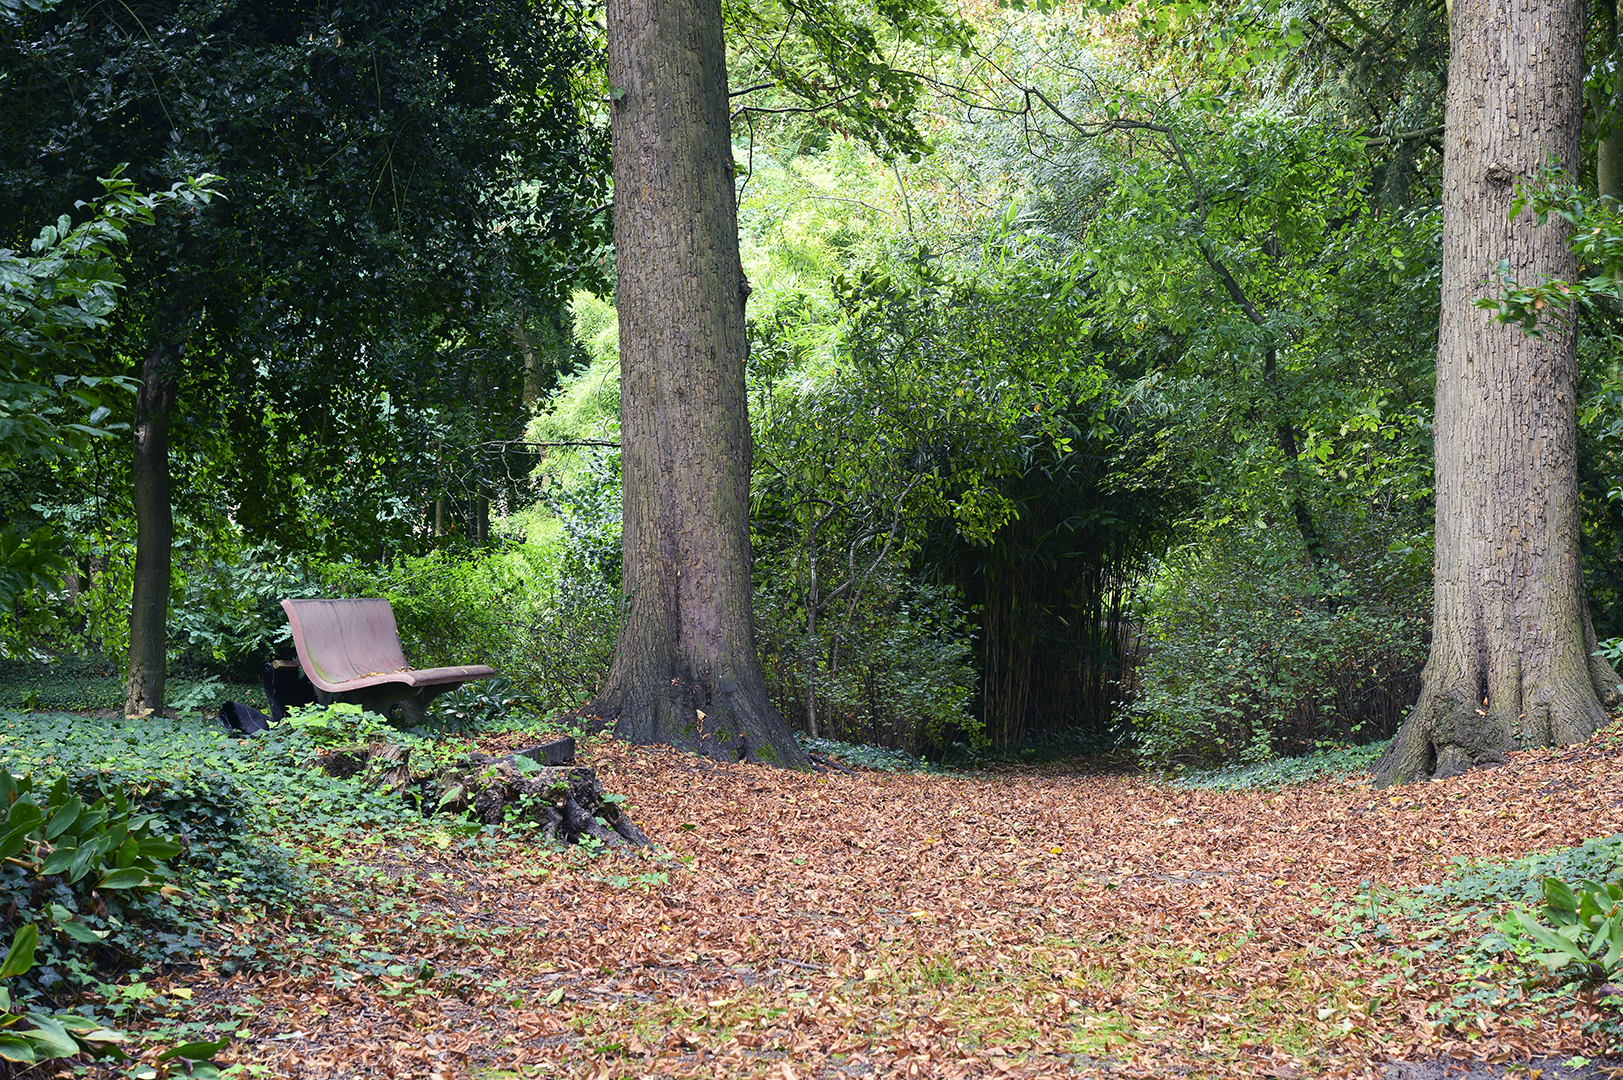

{"left": 193, "top": 731, "right": 1623, "bottom": 1079}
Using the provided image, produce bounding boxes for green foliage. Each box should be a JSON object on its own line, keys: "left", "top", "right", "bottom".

{"left": 0, "top": 764, "right": 192, "bottom": 1004}
{"left": 1429, "top": 836, "right": 1623, "bottom": 910}
{"left": 725, "top": 0, "right": 975, "bottom": 162}
{"left": 0, "top": 655, "right": 257, "bottom": 715}
{"left": 0, "top": 171, "right": 214, "bottom": 473}
{"left": 797, "top": 735, "right": 947, "bottom": 773}
{"left": 749, "top": 238, "right": 1136, "bottom": 750}
{"left": 756, "top": 567, "right": 978, "bottom": 753}
{"left": 0, "top": 0, "right": 609, "bottom": 569}
{"left": 1478, "top": 169, "right": 1623, "bottom": 335}
{"left": 1130, "top": 516, "right": 1429, "bottom": 768}
{"left": 282, "top": 702, "right": 397, "bottom": 749}
{"left": 428, "top": 679, "right": 529, "bottom": 735}
{"left": 0, "top": 171, "right": 214, "bottom": 650}
{"left": 319, "top": 549, "right": 529, "bottom": 677}
{"left": 1496, "top": 875, "right": 1623, "bottom": 986}
{"left": 169, "top": 545, "right": 325, "bottom": 679}
{"left": 1165, "top": 738, "right": 1390, "bottom": 790}
{"left": 0, "top": 924, "right": 152, "bottom": 1072}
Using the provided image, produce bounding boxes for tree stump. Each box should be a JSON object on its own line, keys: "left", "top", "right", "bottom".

{"left": 436, "top": 754, "right": 650, "bottom": 847}
{"left": 316, "top": 739, "right": 650, "bottom": 847}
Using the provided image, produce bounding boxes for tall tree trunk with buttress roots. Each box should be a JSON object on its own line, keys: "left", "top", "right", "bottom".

{"left": 125, "top": 345, "right": 176, "bottom": 718}
{"left": 589, "top": 0, "right": 808, "bottom": 767}
{"left": 1375, "top": 0, "right": 1622, "bottom": 785}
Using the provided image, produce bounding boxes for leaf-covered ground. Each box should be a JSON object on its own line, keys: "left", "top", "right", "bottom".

{"left": 125, "top": 727, "right": 1623, "bottom": 1079}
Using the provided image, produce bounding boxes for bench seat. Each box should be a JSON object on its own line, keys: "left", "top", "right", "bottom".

{"left": 281, "top": 598, "right": 496, "bottom": 721}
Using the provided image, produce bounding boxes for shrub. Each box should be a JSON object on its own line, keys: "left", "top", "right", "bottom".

{"left": 1129, "top": 515, "right": 1429, "bottom": 768}
{"left": 501, "top": 453, "right": 622, "bottom": 710}
{"left": 755, "top": 563, "right": 980, "bottom": 754}
{"left": 168, "top": 544, "right": 325, "bottom": 679}
{"left": 318, "top": 549, "right": 523, "bottom": 675}
{"left": 0, "top": 767, "right": 191, "bottom": 1005}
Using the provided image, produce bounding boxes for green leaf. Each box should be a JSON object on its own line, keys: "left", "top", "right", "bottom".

{"left": 4, "top": 802, "right": 41, "bottom": 835}
{"left": 156, "top": 1035, "right": 232, "bottom": 1061}
{"left": 136, "top": 838, "right": 180, "bottom": 860}
{"left": 0, "top": 1035, "right": 37, "bottom": 1062}
{"left": 21, "top": 1014, "right": 80, "bottom": 1058}
{"left": 56, "top": 921, "right": 104, "bottom": 945}
{"left": 96, "top": 868, "right": 149, "bottom": 890}
{"left": 0, "top": 926, "right": 37, "bottom": 979}
{"left": 1544, "top": 877, "right": 1580, "bottom": 915}
{"left": 41, "top": 797, "right": 81, "bottom": 842}
{"left": 38, "top": 846, "right": 75, "bottom": 877}
{"left": 1513, "top": 911, "right": 1588, "bottom": 967}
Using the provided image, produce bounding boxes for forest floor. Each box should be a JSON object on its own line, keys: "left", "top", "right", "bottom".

{"left": 108, "top": 721, "right": 1623, "bottom": 1080}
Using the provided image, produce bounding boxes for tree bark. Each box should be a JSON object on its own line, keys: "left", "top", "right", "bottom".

{"left": 124, "top": 345, "right": 176, "bottom": 718}
{"left": 1374, "top": 0, "right": 1622, "bottom": 785}
{"left": 592, "top": 0, "right": 808, "bottom": 767}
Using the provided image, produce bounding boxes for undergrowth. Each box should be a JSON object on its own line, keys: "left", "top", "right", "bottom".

{"left": 799, "top": 735, "right": 947, "bottom": 773}
{"left": 0, "top": 654, "right": 266, "bottom": 716}
{"left": 1310, "top": 833, "right": 1623, "bottom": 1054}
{"left": 1165, "top": 738, "right": 1392, "bottom": 790}
{"left": 0, "top": 703, "right": 594, "bottom": 1070}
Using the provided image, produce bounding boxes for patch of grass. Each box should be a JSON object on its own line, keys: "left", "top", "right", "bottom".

{"left": 1164, "top": 739, "right": 1391, "bottom": 791}
{"left": 0, "top": 655, "right": 267, "bottom": 715}
{"left": 798, "top": 735, "right": 947, "bottom": 773}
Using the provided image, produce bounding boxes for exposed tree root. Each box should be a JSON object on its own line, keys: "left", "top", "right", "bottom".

{"left": 436, "top": 757, "right": 650, "bottom": 847}
{"left": 585, "top": 670, "right": 810, "bottom": 770}
{"left": 805, "top": 752, "right": 856, "bottom": 776}
{"left": 1374, "top": 651, "right": 1621, "bottom": 788}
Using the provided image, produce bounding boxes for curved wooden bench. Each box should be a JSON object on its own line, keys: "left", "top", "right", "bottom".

{"left": 280, "top": 598, "right": 496, "bottom": 722}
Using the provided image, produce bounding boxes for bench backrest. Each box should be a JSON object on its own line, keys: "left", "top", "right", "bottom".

{"left": 281, "top": 598, "right": 410, "bottom": 691}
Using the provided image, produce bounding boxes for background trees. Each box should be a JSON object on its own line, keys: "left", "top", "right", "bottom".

{"left": 0, "top": 0, "right": 609, "bottom": 710}
{"left": 6, "top": 0, "right": 1622, "bottom": 778}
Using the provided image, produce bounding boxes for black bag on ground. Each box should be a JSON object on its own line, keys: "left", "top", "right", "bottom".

{"left": 262, "top": 660, "right": 316, "bottom": 721}
{"left": 218, "top": 701, "right": 272, "bottom": 736}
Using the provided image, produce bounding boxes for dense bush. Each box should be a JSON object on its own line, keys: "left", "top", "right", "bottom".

{"left": 1129, "top": 515, "right": 1429, "bottom": 768}
{"left": 755, "top": 563, "right": 979, "bottom": 754}
{"left": 319, "top": 549, "right": 527, "bottom": 674}
{"left": 0, "top": 767, "right": 192, "bottom": 1005}
{"left": 168, "top": 545, "right": 326, "bottom": 678}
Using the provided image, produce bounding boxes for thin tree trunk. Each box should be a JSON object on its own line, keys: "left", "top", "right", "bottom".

{"left": 124, "top": 345, "right": 175, "bottom": 718}
{"left": 590, "top": 0, "right": 808, "bottom": 767}
{"left": 804, "top": 529, "right": 820, "bottom": 739}
{"left": 1375, "top": 0, "right": 1621, "bottom": 785}
{"left": 1600, "top": 0, "right": 1623, "bottom": 200}
{"left": 1262, "top": 345, "right": 1330, "bottom": 573}
{"left": 514, "top": 324, "right": 543, "bottom": 408}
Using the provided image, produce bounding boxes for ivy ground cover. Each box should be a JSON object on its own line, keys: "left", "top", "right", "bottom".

{"left": 40, "top": 723, "right": 1623, "bottom": 1079}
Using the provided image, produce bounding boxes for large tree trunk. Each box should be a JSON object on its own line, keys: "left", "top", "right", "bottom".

{"left": 1374, "top": 0, "right": 1622, "bottom": 786}
{"left": 124, "top": 346, "right": 176, "bottom": 718}
{"left": 592, "top": 0, "right": 808, "bottom": 767}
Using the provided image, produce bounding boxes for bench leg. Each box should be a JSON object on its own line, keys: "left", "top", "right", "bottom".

{"left": 395, "top": 683, "right": 465, "bottom": 727}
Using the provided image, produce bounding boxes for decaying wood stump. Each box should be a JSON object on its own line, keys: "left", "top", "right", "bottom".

{"left": 318, "top": 740, "right": 412, "bottom": 793}
{"left": 436, "top": 755, "right": 650, "bottom": 847}
{"left": 316, "top": 737, "right": 649, "bottom": 847}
